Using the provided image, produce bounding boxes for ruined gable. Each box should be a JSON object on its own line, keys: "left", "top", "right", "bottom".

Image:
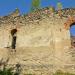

{"left": 0, "top": 8, "right": 75, "bottom": 74}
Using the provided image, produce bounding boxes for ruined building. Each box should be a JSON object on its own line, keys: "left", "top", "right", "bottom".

{"left": 0, "top": 8, "right": 75, "bottom": 74}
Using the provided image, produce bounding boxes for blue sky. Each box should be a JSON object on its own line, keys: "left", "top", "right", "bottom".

{"left": 0, "top": 0, "right": 75, "bottom": 16}
{"left": 70, "top": 25, "right": 75, "bottom": 36}
{"left": 0, "top": 0, "right": 75, "bottom": 36}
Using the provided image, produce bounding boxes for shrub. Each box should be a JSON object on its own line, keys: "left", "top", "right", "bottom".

{"left": 0, "top": 58, "right": 21, "bottom": 75}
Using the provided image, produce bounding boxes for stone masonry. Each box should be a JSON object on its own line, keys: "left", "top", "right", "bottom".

{"left": 0, "top": 8, "right": 75, "bottom": 74}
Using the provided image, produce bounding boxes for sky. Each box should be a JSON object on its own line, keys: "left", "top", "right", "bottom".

{"left": 0, "top": 0, "right": 75, "bottom": 36}
{"left": 0, "top": 0, "right": 75, "bottom": 16}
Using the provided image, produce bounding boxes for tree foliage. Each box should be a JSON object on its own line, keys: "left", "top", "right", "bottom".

{"left": 49, "top": 6, "right": 55, "bottom": 12}
{"left": 57, "top": 1, "right": 63, "bottom": 17}
{"left": 31, "top": 0, "right": 40, "bottom": 11}
{"left": 57, "top": 2, "right": 63, "bottom": 10}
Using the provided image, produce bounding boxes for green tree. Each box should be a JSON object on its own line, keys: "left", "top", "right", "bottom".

{"left": 31, "top": 0, "right": 40, "bottom": 11}
{"left": 49, "top": 6, "right": 55, "bottom": 13}
{"left": 57, "top": 1, "right": 63, "bottom": 17}
{"left": 57, "top": 2, "right": 62, "bottom": 10}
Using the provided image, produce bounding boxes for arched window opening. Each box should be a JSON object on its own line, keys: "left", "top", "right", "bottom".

{"left": 70, "top": 23, "right": 75, "bottom": 47}
{"left": 11, "top": 29, "right": 17, "bottom": 49}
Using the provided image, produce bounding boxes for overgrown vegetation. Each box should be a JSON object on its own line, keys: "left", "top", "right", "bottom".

{"left": 23, "top": 0, "right": 63, "bottom": 19}
{"left": 0, "top": 58, "right": 21, "bottom": 75}
{"left": 0, "top": 67, "right": 13, "bottom": 75}
{"left": 0, "top": 60, "right": 75, "bottom": 75}
{"left": 31, "top": 0, "right": 40, "bottom": 11}
{"left": 57, "top": 1, "right": 63, "bottom": 17}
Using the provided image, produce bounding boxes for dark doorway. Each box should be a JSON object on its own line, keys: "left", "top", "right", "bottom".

{"left": 11, "top": 29, "right": 17, "bottom": 49}
{"left": 11, "top": 36, "right": 16, "bottom": 49}
{"left": 11, "top": 29, "right": 17, "bottom": 36}
{"left": 70, "top": 23, "right": 75, "bottom": 47}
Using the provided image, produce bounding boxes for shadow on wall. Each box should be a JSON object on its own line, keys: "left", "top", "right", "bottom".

{"left": 11, "top": 29, "right": 17, "bottom": 49}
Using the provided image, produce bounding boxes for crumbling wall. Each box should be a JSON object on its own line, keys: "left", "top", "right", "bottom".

{"left": 0, "top": 8, "right": 75, "bottom": 74}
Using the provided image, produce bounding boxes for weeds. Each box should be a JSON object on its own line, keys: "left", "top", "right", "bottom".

{"left": 0, "top": 58, "right": 21, "bottom": 75}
